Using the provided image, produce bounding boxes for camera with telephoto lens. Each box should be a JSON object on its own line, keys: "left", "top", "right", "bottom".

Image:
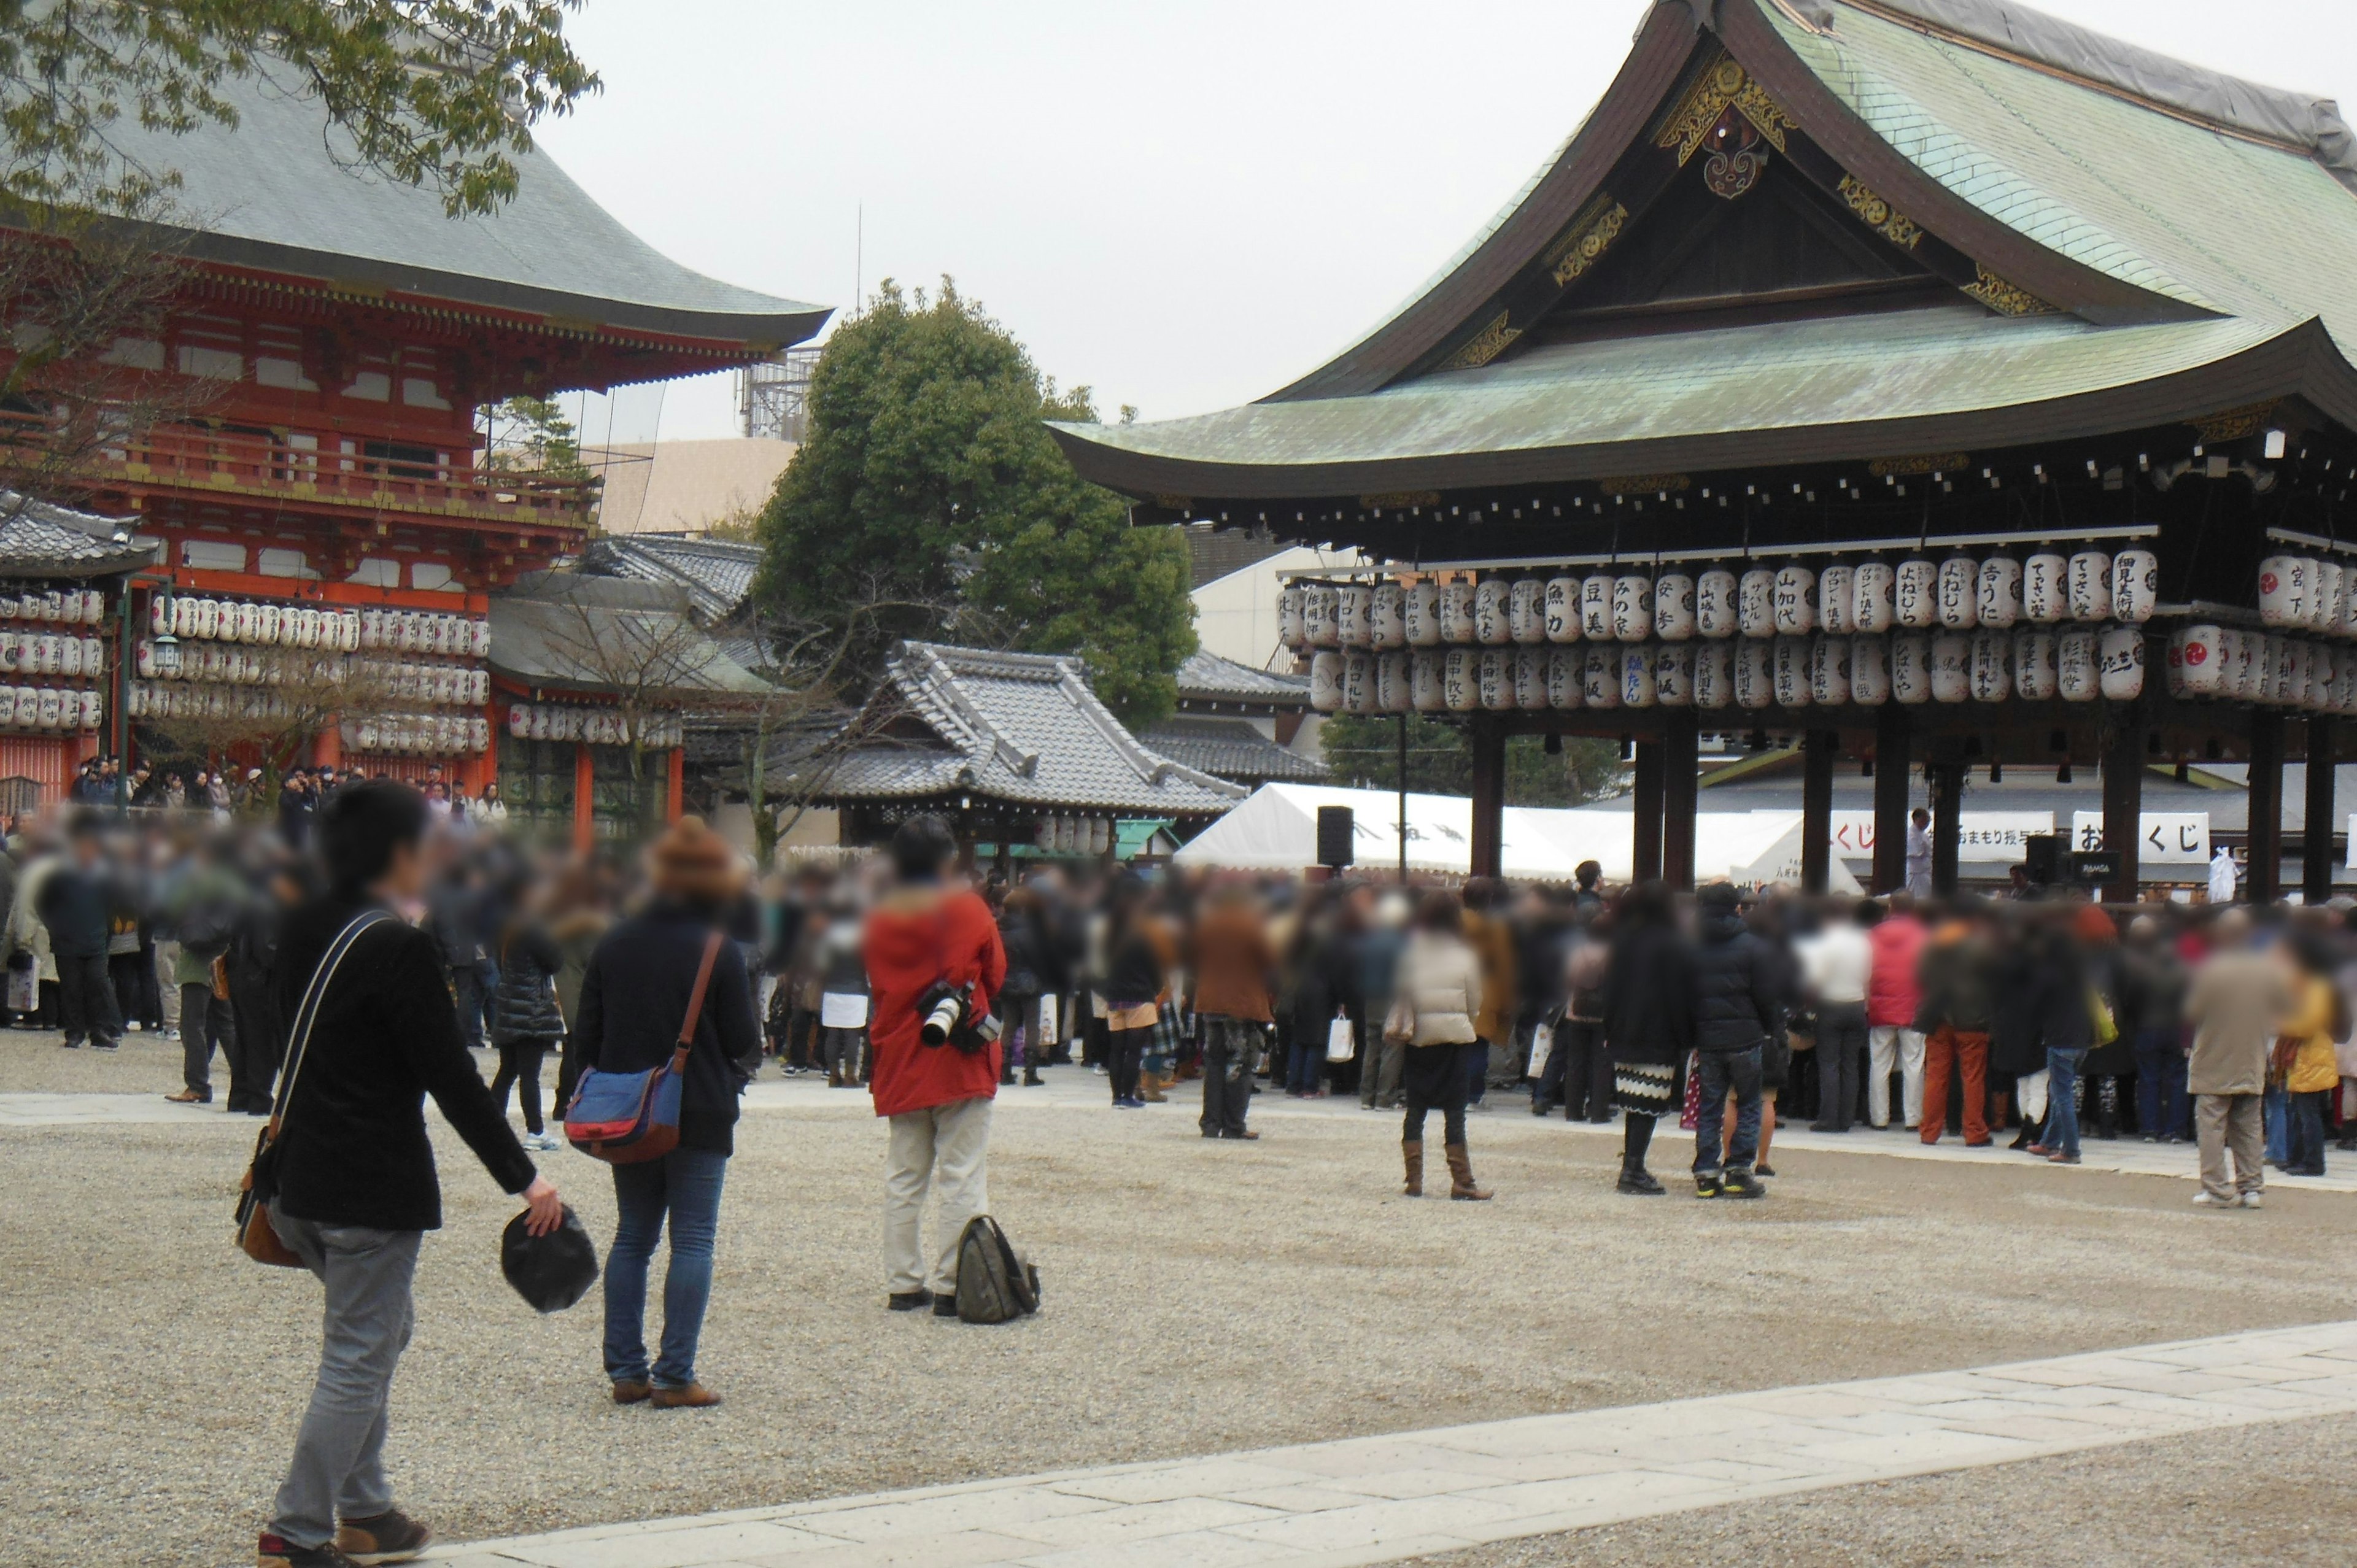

{"left": 917, "top": 980, "right": 1000, "bottom": 1055}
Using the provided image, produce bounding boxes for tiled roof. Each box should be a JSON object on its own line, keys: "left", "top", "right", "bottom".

{"left": 0, "top": 492, "right": 159, "bottom": 577}
{"left": 1173, "top": 649, "right": 1311, "bottom": 708}
{"left": 819, "top": 643, "right": 1248, "bottom": 814}
{"left": 582, "top": 536, "right": 762, "bottom": 625}
{"left": 1142, "top": 716, "right": 1329, "bottom": 785}
{"left": 489, "top": 571, "right": 767, "bottom": 694}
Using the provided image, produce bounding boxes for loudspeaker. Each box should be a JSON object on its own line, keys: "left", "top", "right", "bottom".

{"left": 1316, "top": 805, "right": 1355, "bottom": 868}
{"left": 2022, "top": 833, "right": 2061, "bottom": 884}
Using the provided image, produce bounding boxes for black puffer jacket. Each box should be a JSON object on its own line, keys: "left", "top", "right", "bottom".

{"left": 1691, "top": 906, "right": 1779, "bottom": 1054}
{"left": 491, "top": 921, "right": 567, "bottom": 1043}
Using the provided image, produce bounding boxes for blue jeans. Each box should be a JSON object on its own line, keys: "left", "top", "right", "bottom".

{"left": 2264, "top": 1083, "right": 2290, "bottom": 1164}
{"left": 1288, "top": 1036, "right": 1323, "bottom": 1094}
{"left": 1692, "top": 1046, "right": 1763, "bottom": 1177}
{"left": 604, "top": 1147, "right": 728, "bottom": 1389}
{"left": 2044, "top": 1048, "right": 2088, "bottom": 1157}
{"left": 2131, "top": 1029, "right": 2186, "bottom": 1139}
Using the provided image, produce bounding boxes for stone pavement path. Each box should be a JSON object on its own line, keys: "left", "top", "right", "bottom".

{"left": 425, "top": 1320, "right": 2357, "bottom": 1568}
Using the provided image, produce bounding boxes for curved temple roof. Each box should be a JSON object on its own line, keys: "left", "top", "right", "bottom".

{"left": 1052, "top": 0, "right": 2357, "bottom": 500}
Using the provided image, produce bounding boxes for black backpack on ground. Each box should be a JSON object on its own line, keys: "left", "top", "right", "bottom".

{"left": 954, "top": 1214, "right": 1042, "bottom": 1324}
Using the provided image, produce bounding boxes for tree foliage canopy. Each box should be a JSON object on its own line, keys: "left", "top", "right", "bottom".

{"left": 756, "top": 279, "right": 1196, "bottom": 727}
{"left": 0, "top": 0, "right": 597, "bottom": 217}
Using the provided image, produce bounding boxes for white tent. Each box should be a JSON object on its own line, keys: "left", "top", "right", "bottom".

{"left": 1174, "top": 785, "right": 1860, "bottom": 890}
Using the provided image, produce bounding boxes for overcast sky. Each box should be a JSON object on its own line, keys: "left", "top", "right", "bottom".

{"left": 531, "top": 0, "right": 2357, "bottom": 446}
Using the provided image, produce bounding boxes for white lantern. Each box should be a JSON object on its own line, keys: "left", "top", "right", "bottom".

{"left": 530, "top": 705, "right": 552, "bottom": 740}
{"left": 1809, "top": 633, "right": 1851, "bottom": 706}
{"left": 439, "top": 616, "right": 464, "bottom": 657}
{"left": 1620, "top": 645, "right": 1657, "bottom": 708}
{"left": 1377, "top": 650, "right": 1410, "bottom": 713}
{"left": 1738, "top": 568, "right": 1776, "bottom": 638}
{"left": 59, "top": 637, "right": 82, "bottom": 678}
{"left": 1508, "top": 578, "right": 1545, "bottom": 644}
{"left": 129, "top": 682, "right": 149, "bottom": 719}
{"left": 14, "top": 686, "right": 39, "bottom": 725}
{"left": 2270, "top": 636, "right": 2300, "bottom": 707}
{"left": 1895, "top": 558, "right": 1938, "bottom": 629}
{"left": 39, "top": 589, "right": 61, "bottom": 621}
{"left": 1444, "top": 647, "right": 1479, "bottom": 711}
{"left": 1655, "top": 643, "right": 1694, "bottom": 706}
{"left": 2111, "top": 550, "right": 2158, "bottom": 625}
{"left": 1850, "top": 634, "right": 1891, "bottom": 705}
{"left": 254, "top": 603, "right": 279, "bottom": 644}
{"left": 33, "top": 633, "right": 58, "bottom": 674}
{"left": 1930, "top": 633, "right": 1972, "bottom": 703}
{"left": 2317, "top": 562, "right": 2345, "bottom": 634}
{"left": 1772, "top": 565, "right": 1817, "bottom": 635}
{"left": 1410, "top": 649, "right": 1445, "bottom": 711}
{"left": 1583, "top": 645, "right": 1620, "bottom": 709}
{"left": 471, "top": 668, "right": 490, "bottom": 705}
{"left": 2258, "top": 556, "right": 2305, "bottom": 627}
{"left": 1976, "top": 555, "right": 2022, "bottom": 629}
{"left": 1404, "top": 581, "right": 1440, "bottom": 646}
{"left": 2022, "top": 553, "right": 2068, "bottom": 623}
{"left": 1818, "top": 565, "right": 1854, "bottom": 635}
{"left": 80, "top": 690, "right": 101, "bottom": 730}
{"left": 437, "top": 666, "right": 462, "bottom": 705}
{"left": 344, "top": 612, "right": 365, "bottom": 652}
{"left": 1547, "top": 647, "right": 1581, "bottom": 710}
{"left": 1696, "top": 569, "right": 1739, "bottom": 639}
{"left": 36, "top": 688, "right": 61, "bottom": 728}
{"left": 2012, "top": 628, "right": 2057, "bottom": 701}
{"left": 1369, "top": 582, "right": 1406, "bottom": 648}
{"left": 1970, "top": 630, "right": 2013, "bottom": 702}
{"left": 2067, "top": 550, "right": 2113, "bottom": 622}
{"left": 83, "top": 590, "right": 103, "bottom": 625}
{"left": 80, "top": 636, "right": 101, "bottom": 673}
{"left": 2056, "top": 627, "right": 2098, "bottom": 701}
{"left": 1937, "top": 557, "right": 1980, "bottom": 629}
{"left": 229, "top": 601, "right": 254, "bottom": 641}
{"left": 194, "top": 598, "right": 220, "bottom": 639}
{"left": 2229, "top": 630, "right": 2266, "bottom": 701}
{"left": 1473, "top": 578, "right": 1512, "bottom": 646}
{"left": 2310, "top": 644, "right": 2337, "bottom": 711}
{"left": 1693, "top": 640, "right": 1733, "bottom": 709}
{"left": 1848, "top": 561, "right": 1894, "bottom": 635}
{"left": 508, "top": 705, "right": 530, "bottom": 737}
{"left": 1308, "top": 650, "right": 1344, "bottom": 711}
{"left": 469, "top": 716, "right": 490, "bottom": 752}
{"left": 1438, "top": 581, "right": 1476, "bottom": 643}
{"left": 134, "top": 639, "right": 154, "bottom": 679}
{"left": 169, "top": 595, "right": 196, "bottom": 637}
{"left": 2339, "top": 572, "right": 2357, "bottom": 642}
{"left": 58, "top": 589, "right": 84, "bottom": 624}
{"left": 1580, "top": 575, "right": 1614, "bottom": 643}
{"left": 1513, "top": 646, "right": 1547, "bottom": 709}
{"left": 1341, "top": 649, "right": 1376, "bottom": 713}
{"left": 1611, "top": 574, "right": 1652, "bottom": 643}
{"left": 1303, "top": 584, "right": 1339, "bottom": 646}
{"left": 1335, "top": 584, "right": 1371, "bottom": 648}
{"left": 360, "top": 608, "right": 382, "bottom": 649}
{"left": 1890, "top": 633, "right": 1931, "bottom": 704}
{"left": 1654, "top": 572, "right": 1695, "bottom": 641}
{"left": 20, "top": 592, "right": 44, "bottom": 623}
{"left": 148, "top": 598, "right": 169, "bottom": 635}
{"left": 1772, "top": 634, "right": 1811, "bottom": 708}
{"left": 1544, "top": 576, "right": 1580, "bottom": 643}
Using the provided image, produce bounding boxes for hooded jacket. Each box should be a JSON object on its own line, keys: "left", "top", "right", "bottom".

{"left": 863, "top": 884, "right": 1007, "bottom": 1118}
{"left": 1866, "top": 914, "right": 1928, "bottom": 1028}
{"left": 1691, "top": 904, "right": 1780, "bottom": 1054}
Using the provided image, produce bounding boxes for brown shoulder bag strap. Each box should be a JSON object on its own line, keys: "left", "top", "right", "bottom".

{"left": 668, "top": 930, "right": 727, "bottom": 1075}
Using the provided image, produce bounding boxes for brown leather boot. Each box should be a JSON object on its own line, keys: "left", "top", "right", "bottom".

{"left": 1402, "top": 1140, "right": 1423, "bottom": 1197}
{"left": 611, "top": 1380, "right": 651, "bottom": 1404}
{"left": 650, "top": 1381, "right": 723, "bottom": 1408}
{"left": 1446, "top": 1144, "right": 1492, "bottom": 1200}
{"left": 1140, "top": 1072, "right": 1167, "bottom": 1103}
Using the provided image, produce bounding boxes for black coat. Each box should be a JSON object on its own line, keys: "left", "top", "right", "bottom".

{"left": 1601, "top": 920, "right": 1695, "bottom": 1067}
{"left": 492, "top": 921, "right": 566, "bottom": 1044}
{"left": 997, "top": 913, "right": 1044, "bottom": 1005}
{"left": 269, "top": 896, "right": 536, "bottom": 1231}
{"left": 1691, "top": 909, "right": 1780, "bottom": 1054}
{"left": 36, "top": 861, "right": 111, "bottom": 959}
{"left": 574, "top": 902, "right": 756, "bottom": 1155}
{"left": 1290, "top": 927, "right": 1363, "bottom": 1041}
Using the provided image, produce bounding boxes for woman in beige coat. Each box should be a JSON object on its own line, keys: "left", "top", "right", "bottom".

{"left": 1388, "top": 890, "right": 1492, "bottom": 1200}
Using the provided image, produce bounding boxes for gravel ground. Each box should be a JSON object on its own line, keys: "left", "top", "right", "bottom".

{"left": 5, "top": 1070, "right": 2355, "bottom": 1566}
{"left": 1403, "top": 1411, "right": 2357, "bottom": 1567}
{"left": 0, "top": 1022, "right": 188, "bottom": 1095}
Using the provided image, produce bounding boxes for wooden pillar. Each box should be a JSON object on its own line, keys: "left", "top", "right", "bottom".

{"left": 571, "top": 741, "right": 594, "bottom": 852}
{"left": 1873, "top": 705, "right": 1911, "bottom": 894}
{"left": 1467, "top": 716, "right": 1505, "bottom": 879}
{"left": 2248, "top": 710, "right": 2283, "bottom": 903}
{"left": 665, "top": 746, "right": 686, "bottom": 824}
{"left": 2305, "top": 717, "right": 2337, "bottom": 904}
{"left": 1631, "top": 739, "right": 1664, "bottom": 884}
{"left": 1662, "top": 710, "right": 1699, "bottom": 890}
{"left": 1930, "top": 761, "right": 1964, "bottom": 897}
{"left": 2102, "top": 710, "right": 2146, "bottom": 904}
{"left": 1801, "top": 729, "right": 1836, "bottom": 894}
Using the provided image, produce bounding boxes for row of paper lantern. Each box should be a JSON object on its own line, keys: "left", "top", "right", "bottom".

{"left": 342, "top": 714, "right": 494, "bottom": 756}
{"left": 2254, "top": 555, "right": 2357, "bottom": 636}
{"left": 1308, "top": 627, "right": 2149, "bottom": 714}
{"left": 1035, "top": 814, "right": 1115, "bottom": 855}
{"left": 2165, "top": 627, "right": 2357, "bottom": 713}
{"left": 505, "top": 703, "right": 684, "bottom": 748}
{"left": 356, "top": 661, "right": 490, "bottom": 707}
{"left": 148, "top": 598, "right": 490, "bottom": 657}
{"left": 0, "top": 633, "right": 106, "bottom": 679}
{"left": 0, "top": 686, "right": 100, "bottom": 730}
{"left": 134, "top": 641, "right": 343, "bottom": 687}
{"left": 0, "top": 587, "right": 106, "bottom": 625}
{"left": 1281, "top": 550, "right": 2161, "bottom": 652}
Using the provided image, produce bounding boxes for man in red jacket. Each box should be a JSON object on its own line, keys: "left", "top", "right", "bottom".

{"left": 1867, "top": 892, "right": 1930, "bottom": 1129}
{"left": 864, "top": 814, "right": 1007, "bottom": 1317}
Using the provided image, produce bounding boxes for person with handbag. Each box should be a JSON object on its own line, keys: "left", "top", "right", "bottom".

{"left": 250, "top": 781, "right": 563, "bottom": 1568}
{"left": 572, "top": 816, "right": 757, "bottom": 1408}
{"left": 1391, "top": 889, "right": 1492, "bottom": 1200}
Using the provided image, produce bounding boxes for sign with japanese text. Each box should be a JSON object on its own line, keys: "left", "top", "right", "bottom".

{"left": 1827, "top": 811, "right": 2053, "bottom": 863}
{"left": 2070, "top": 812, "right": 2209, "bottom": 866}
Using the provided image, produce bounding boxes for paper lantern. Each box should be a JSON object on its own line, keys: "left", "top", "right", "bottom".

{"left": 1303, "top": 584, "right": 1339, "bottom": 646}
{"left": 1808, "top": 633, "right": 1850, "bottom": 706}
{"left": 2257, "top": 555, "right": 2307, "bottom": 627}
{"left": 1377, "top": 650, "right": 1410, "bottom": 712}
{"left": 2230, "top": 629, "right": 2266, "bottom": 701}
{"left": 1580, "top": 575, "right": 1614, "bottom": 642}
{"left": 128, "top": 682, "right": 149, "bottom": 719}
{"left": 1369, "top": 582, "right": 1406, "bottom": 648}
{"left": 1772, "top": 565, "right": 1817, "bottom": 635}
{"left": 1851, "top": 561, "right": 1895, "bottom": 635}
{"left": 469, "top": 716, "right": 490, "bottom": 752}
{"left": 1309, "top": 651, "right": 1344, "bottom": 711}
{"left": 58, "top": 589, "right": 84, "bottom": 624}
{"left": 437, "top": 666, "right": 463, "bottom": 705}
{"left": 1895, "top": 558, "right": 1938, "bottom": 629}
{"left": 33, "top": 634, "right": 57, "bottom": 674}
{"left": 134, "top": 639, "right": 155, "bottom": 678}
{"left": 1513, "top": 646, "right": 1547, "bottom": 709}
{"left": 1443, "top": 647, "right": 1479, "bottom": 711}
{"left": 1410, "top": 649, "right": 1444, "bottom": 710}
{"left": 2305, "top": 644, "right": 2334, "bottom": 710}
{"left": 37, "top": 688, "right": 62, "bottom": 728}
{"left": 41, "top": 589, "right": 62, "bottom": 622}
{"left": 1544, "top": 576, "right": 1580, "bottom": 643}
{"left": 1473, "top": 579, "right": 1512, "bottom": 646}
{"left": 1735, "top": 639, "right": 1773, "bottom": 709}
{"left": 194, "top": 598, "right": 220, "bottom": 639}
{"left": 1583, "top": 645, "right": 1620, "bottom": 709}
{"left": 1696, "top": 569, "right": 1739, "bottom": 639}
{"left": 1976, "top": 555, "right": 2022, "bottom": 630}
{"left": 1936, "top": 557, "right": 1979, "bottom": 629}
{"left": 1547, "top": 647, "right": 1580, "bottom": 709}
{"left": 2094, "top": 626, "right": 2143, "bottom": 702}
{"left": 1404, "top": 581, "right": 1440, "bottom": 646}
{"left": 360, "top": 608, "right": 383, "bottom": 649}
{"left": 2270, "top": 636, "right": 2300, "bottom": 707}
{"left": 1930, "top": 633, "right": 1971, "bottom": 703}
{"left": 1335, "top": 584, "right": 1371, "bottom": 647}
{"left": 2012, "top": 628, "right": 2057, "bottom": 701}
{"left": 2317, "top": 562, "right": 2345, "bottom": 634}
{"left": 1693, "top": 639, "right": 1733, "bottom": 709}
{"left": 2067, "top": 551, "right": 2113, "bottom": 622}
{"left": 1508, "top": 578, "right": 1546, "bottom": 644}
{"left": 1620, "top": 645, "right": 1656, "bottom": 708}
{"left": 1850, "top": 634, "right": 1891, "bottom": 705}
{"left": 1654, "top": 573, "right": 1696, "bottom": 641}
{"left": 1611, "top": 574, "right": 1653, "bottom": 642}
{"left": 2111, "top": 550, "right": 2158, "bottom": 625}
{"left": 1738, "top": 568, "right": 1776, "bottom": 638}
{"left": 470, "top": 668, "right": 490, "bottom": 705}
{"left": 2056, "top": 627, "right": 2098, "bottom": 701}
{"left": 2022, "top": 553, "right": 2067, "bottom": 623}
{"left": 509, "top": 705, "right": 531, "bottom": 737}
{"left": 1342, "top": 649, "right": 1376, "bottom": 713}
{"left": 149, "top": 597, "right": 169, "bottom": 635}
{"left": 1438, "top": 581, "right": 1476, "bottom": 643}
{"left": 470, "top": 619, "right": 491, "bottom": 658}
{"left": 438, "top": 616, "right": 463, "bottom": 657}
{"left": 21, "top": 592, "right": 45, "bottom": 624}
{"left": 1817, "top": 565, "right": 1854, "bottom": 635}
{"left": 1967, "top": 630, "right": 2010, "bottom": 702}
{"left": 1771, "top": 634, "right": 1810, "bottom": 708}
{"left": 58, "top": 637, "right": 81, "bottom": 678}
{"left": 1655, "top": 643, "right": 1694, "bottom": 706}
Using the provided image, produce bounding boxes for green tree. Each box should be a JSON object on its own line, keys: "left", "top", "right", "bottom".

{"left": 0, "top": 1, "right": 598, "bottom": 218}
{"left": 482, "top": 394, "right": 590, "bottom": 478}
{"left": 1319, "top": 714, "right": 1626, "bottom": 808}
{"left": 757, "top": 279, "right": 1196, "bottom": 726}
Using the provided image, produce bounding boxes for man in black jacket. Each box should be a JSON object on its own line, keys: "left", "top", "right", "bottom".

{"left": 255, "top": 782, "right": 562, "bottom": 1568}
{"left": 1690, "top": 882, "right": 1779, "bottom": 1199}
{"left": 36, "top": 819, "right": 120, "bottom": 1050}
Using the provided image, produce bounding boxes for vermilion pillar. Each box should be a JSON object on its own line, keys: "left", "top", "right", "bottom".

{"left": 573, "top": 742, "right": 595, "bottom": 852}
{"left": 667, "top": 746, "right": 685, "bottom": 824}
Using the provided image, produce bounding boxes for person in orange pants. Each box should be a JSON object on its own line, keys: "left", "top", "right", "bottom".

{"left": 1914, "top": 905, "right": 1996, "bottom": 1146}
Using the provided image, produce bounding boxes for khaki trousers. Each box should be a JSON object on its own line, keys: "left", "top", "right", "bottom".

{"left": 2196, "top": 1092, "right": 2265, "bottom": 1202}
{"left": 884, "top": 1096, "right": 993, "bottom": 1294}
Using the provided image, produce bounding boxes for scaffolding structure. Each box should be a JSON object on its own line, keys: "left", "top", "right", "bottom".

{"left": 738, "top": 347, "right": 820, "bottom": 442}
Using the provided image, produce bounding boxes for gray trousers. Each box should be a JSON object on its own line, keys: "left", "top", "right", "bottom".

{"left": 1200, "top": 1015, "right": 1260, "bottom": 1137}
{"left": 268, "top": 1205, "right": 421, "bottom": 1549}
{"left": 1360, "top": 1005, "right": 1404, "bottom": 1107}
{"left": 2196, "top": 1093, "right": 2266, "bottom": 1202}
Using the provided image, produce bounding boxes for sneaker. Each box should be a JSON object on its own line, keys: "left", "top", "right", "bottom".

{"left": 334, "top": 1508, "right": 431, "bottom": 1564}
{"left": 2192, "top": 1189, "right": 2237, "bottom": 1208}
{"left": 1112, "top": 1098, "right": 1141, "bottom": 1110}
{"left": 1693, "top": 1173, "right": 1724, "bottom": 1199}
{"left": 887, "top": 1289, "right": 932, "bottom": 1312}
{"left": 60, "top": 1040, "right": 80, "bottom": 1049}
{"left": 94, "top": 1038, "right": 119, "bottom": 1051}
{"left": 258, "top": 1534, "right": 364, "bottom": 1567}
{"left": 2048, "top": 1151, "right": 2081, "bottom": 1165}
{"left": 1720, "top": 1170, "right": 1767, "bottom": 1200}
{"left": 2240, "top": 1192, "right": 2264, "bottom": 1210}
